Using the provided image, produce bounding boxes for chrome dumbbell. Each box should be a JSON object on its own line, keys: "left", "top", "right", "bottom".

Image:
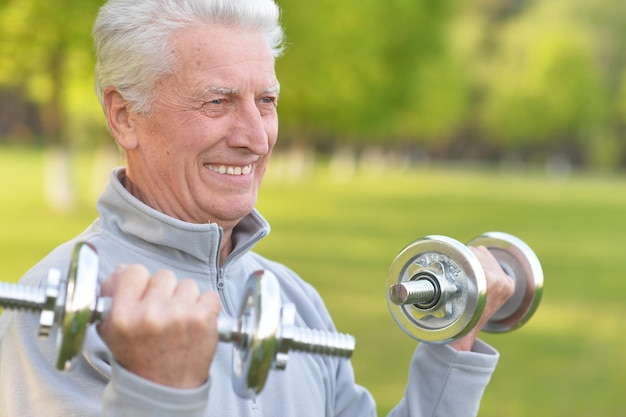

{"left": 0, "top": 242, "right": 356, "bottom": 398}
{"left": 387, "top": 232, "right": 543, "bottom": 343}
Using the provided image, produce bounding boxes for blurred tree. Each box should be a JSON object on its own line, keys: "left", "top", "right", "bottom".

{"left": 276, "top": 0, "right": 457, "bottom": 149}
{"left": 379, "top": 0, "right": 465, "bottom": 147}
{"left": 0, "top": 0, "right": 103, "bottom": 146}
{"left": 0, "top": 0, "right": 104, "bottom": 210}
{"left": 584, "top": 0, "right": 626, "bottom": 168}
{"left": 480, "top": 19, "right": 604, "bottom": 154}
{"left": 451, "top": 0, "right": 614, "bottom": 167}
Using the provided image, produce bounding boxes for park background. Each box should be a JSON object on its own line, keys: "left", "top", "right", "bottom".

{"left": 0, "top": 0, "right": 625, "bottom": 415}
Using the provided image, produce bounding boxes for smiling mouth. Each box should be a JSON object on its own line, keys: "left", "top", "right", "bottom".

{"left": 206, "top": 163, "right": 253, "bottom": 176}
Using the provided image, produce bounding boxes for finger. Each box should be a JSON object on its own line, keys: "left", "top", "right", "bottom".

{"left": 469, "top": 246, "right": 515, "bottom": 315}
{"left": 197, "top": 290, "right": 222, "bottom": 319}
{"left": 192, "top": 290, "right": 222, "bottom": 344}
{"left": 97, "top": 264, "right": 151, "bottom": 341}
{"left": 167, "top": 279, "right": 204, "bottom": 327}
{"left": 172, "top": 284, "right": 221, "bottom": 328}
{"left": 142, "top": 269, "right": 178, "bottom": 301}
{"left": 171, "top": 278, "right": 201, "bottom": 302}
{"left": 471, "top": 246, "right": 514, "bottom": 286}
{"left": 100, "top": 264, "right": 149, "bottom": 300}
{"left": 469, "top": 246, "right": 500, "bottom": 273}
{"left": 99, "top": 264, "right": 127, "bottom": 297}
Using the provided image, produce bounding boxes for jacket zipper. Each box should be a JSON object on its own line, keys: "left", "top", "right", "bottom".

{"left": 215, "top": 228, "right": 268, "bottom": 316}
{"left": 216, "top": 265, "right": 229, "bottom": 312}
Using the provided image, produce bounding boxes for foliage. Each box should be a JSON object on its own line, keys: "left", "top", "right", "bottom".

{"left": 1, "top": 0, "right": 626, "bottom": 167}
{"left": 482, "top": 9, "right": 603, "bottom": 144}
{"left": 276, "top": 0, "right": 457, "bottom": 143}
{"left": 0, "top": 0, "right": 104, "bottom": 145}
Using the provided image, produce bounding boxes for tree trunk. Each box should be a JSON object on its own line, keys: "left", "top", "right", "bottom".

{"left": 41, "top": 49, "right": 75, "bottom": 212}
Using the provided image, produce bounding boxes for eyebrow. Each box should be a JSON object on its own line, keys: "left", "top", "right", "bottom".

{"left": 263, "top": 84, "right": 281, "bottom": 95}
{"left": 199, "top": 84, "right": 280, "bottom": 98}
{"left": 201, "top": 86, "right": 239, "bottom": 96}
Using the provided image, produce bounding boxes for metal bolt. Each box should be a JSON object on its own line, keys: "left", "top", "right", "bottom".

{"left": 218, "top": 314, "right": 354, "bottom": 360}
{"left": 281, "top": 325, "right": 355, "bottom": 357}
{"left": 0, "top": 281, "right": 48, "bottom": 312}
{"left": 389, "top": 279, "right": 438, "bottom": 306}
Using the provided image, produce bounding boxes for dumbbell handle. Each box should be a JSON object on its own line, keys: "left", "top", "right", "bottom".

{"left": 217, "top": 314, "right": 355, "bottom": 358}
{"left": 0, "top": 278, "right": 355, "bottom": 360}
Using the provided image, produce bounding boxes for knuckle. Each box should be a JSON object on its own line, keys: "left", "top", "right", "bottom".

{"left": 151, "top": 269, "right": 177, "bottom": 285}
{"left": 200, "top": 290, "right": 221, "bottom": 309}
{"left": 142, "top": 309, "right": 167, "bottom": 333}
{"left": 187, "top": 313, "right": 211, "bottom": 333}
{"left": 177, "top": 278, "right": 200, "bottom": 295}
{"left": 106, "top": 307, "right": 138, "bottom": 336}
{"left": 124, "top": 264, "right": 151, "bottom": 279}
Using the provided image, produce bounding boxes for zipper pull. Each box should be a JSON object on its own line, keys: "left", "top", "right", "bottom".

{"left": 216, "top": 267, "right": 225, "bottom": 291}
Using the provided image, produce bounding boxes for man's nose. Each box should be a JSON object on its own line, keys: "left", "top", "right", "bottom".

{"left": 227, "top": 101, "right": 271, "bottom": 155}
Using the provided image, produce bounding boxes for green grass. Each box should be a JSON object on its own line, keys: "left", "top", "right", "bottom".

{"left": 1, "top": 146, "right": 625, "bottom": 416}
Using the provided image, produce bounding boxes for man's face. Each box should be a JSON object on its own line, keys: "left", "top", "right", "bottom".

{"left": 124, "top": 25, "right": 279, "bottom": 227}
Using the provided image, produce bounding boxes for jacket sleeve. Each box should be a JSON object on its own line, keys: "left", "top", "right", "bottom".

{"left": 102, "top": 360, "right": 210, "bottom": 417}
{"left": 388, "top": 340, "right": 499, "bottom": 417}
{"left": 0, "top": 310, "right": 211, "bottom": 417}
{"left": 0, "top": 309, "right": 104, "bottom": 416}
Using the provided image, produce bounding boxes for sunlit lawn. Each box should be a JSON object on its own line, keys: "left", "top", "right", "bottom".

{"left": 1, "top": 146, "right": 625, "bottom": 416}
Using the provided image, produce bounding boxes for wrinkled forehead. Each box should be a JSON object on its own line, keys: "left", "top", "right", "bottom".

{"left": 173, "top": 24, "right": 275, "bottom": 66}
{"left": 168, "top": 24, "right": 278, "bottom": 88}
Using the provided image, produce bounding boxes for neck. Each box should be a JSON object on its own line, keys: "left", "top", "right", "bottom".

{"left": 121, "top": 171, "right": 235, "bottom": 266}
{"left": 218, "top": 229, "right": 234, "bottom": 266}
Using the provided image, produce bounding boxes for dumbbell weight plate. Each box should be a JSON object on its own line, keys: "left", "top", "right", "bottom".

{"left": 231, "top": 270, "right": 282, "bottom": 398}
{"left": 55, "top": 242, "right": 100, "bottom": 370}
{"left": 386, "top": 236, "right": 487, "bottom": 344}
{"left": 467, "top": 232, "right": 543, "bottom": 333}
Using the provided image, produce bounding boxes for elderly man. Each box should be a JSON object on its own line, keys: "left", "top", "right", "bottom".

{"left": 0, "top": 0, "right": 514, "bottom": 416}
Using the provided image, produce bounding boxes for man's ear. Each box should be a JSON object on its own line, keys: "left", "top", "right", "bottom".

{"left": 103, "top": 87, "right": 138, "bottom": 151}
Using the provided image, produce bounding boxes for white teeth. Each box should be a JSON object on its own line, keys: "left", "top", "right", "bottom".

{"left": 207, "top": 164, "right": 252, "bottom": 176}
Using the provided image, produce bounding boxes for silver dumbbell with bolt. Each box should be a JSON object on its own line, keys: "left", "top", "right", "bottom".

{"left": 0, "top": 242, "right": 355, "bottom": 398}
{"left": 387, "top": 231, "right": 543, "bottom": 343}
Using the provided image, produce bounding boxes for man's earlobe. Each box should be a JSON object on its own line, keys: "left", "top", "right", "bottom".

{"left": 103, "top": 88, "right": 138, "bottom": 151}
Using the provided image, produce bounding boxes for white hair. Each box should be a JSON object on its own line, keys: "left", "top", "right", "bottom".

{"left": 93, "top": 0, "right": 284, "bottom": 114}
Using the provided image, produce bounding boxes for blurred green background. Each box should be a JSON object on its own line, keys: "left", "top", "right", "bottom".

{"left": 1, "top": 0, "right": 625, "bottom": 415}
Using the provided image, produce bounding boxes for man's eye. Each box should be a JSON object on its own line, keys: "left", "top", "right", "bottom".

{"left": 210, "top": 99, "right": 223, "bottom": 105}
{"left": 261, "top": 97, "right": 276, "bottom": 105}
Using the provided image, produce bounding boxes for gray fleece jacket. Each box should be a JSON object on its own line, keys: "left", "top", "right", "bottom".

{"left": 0, "top": 168, "right": 499, "bottom": 417}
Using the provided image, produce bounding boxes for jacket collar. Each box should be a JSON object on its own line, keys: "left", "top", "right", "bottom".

{"left": 96, "top": 168, "right": 271, "bottom": 266}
